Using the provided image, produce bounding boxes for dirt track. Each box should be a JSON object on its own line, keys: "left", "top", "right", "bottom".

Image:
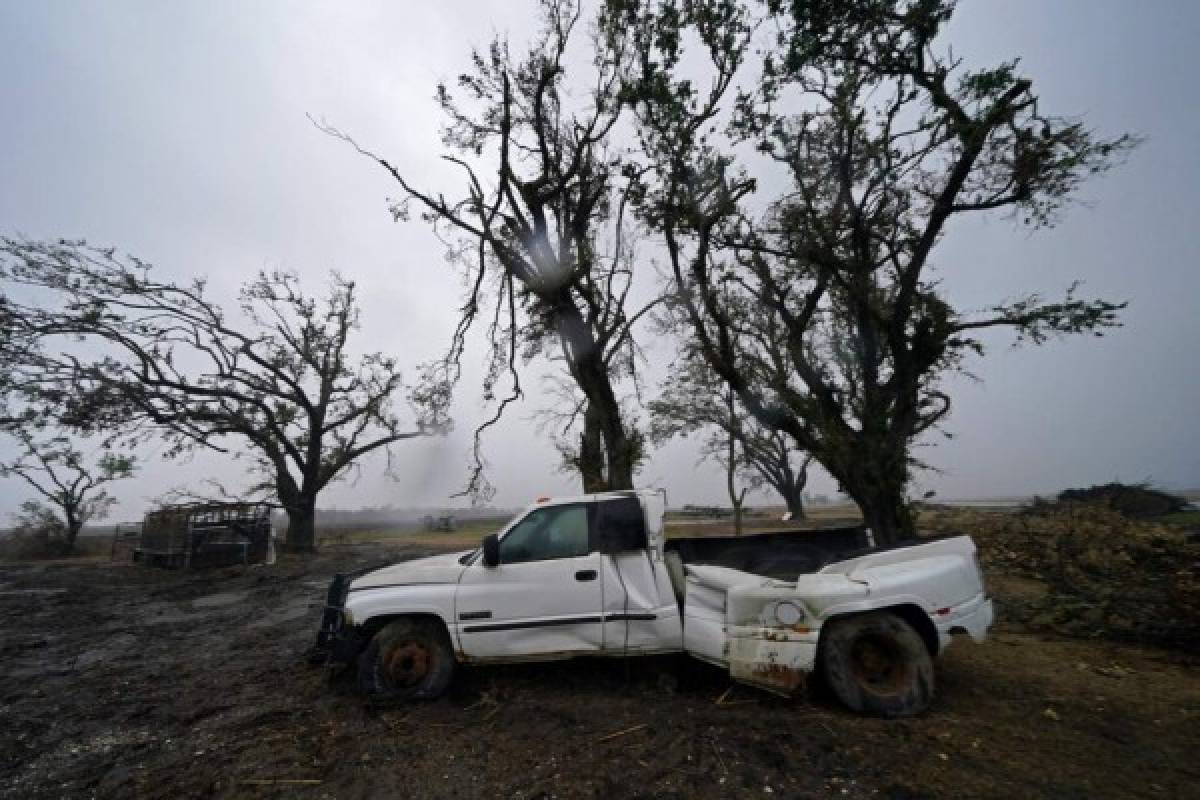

{"left": 1, "top": 540, "right": 1198, "bottom": 799}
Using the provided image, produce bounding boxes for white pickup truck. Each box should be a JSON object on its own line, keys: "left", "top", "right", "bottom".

{"left": 312, "top": 490, "right": 992, "bottom": 716}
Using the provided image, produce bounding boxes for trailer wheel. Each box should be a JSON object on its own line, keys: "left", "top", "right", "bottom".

{"left": 819, "top": 611, "right": 933, "bottom": 717}
{"left": 358, "top": 618, "right": 455, "bottom": 702}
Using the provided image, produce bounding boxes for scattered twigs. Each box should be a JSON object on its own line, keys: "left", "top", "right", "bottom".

{"left": 714, "top": 686, "right": 756, "bottom": 706}
{"left": 240, "top": 778, "right": 322, "bottom": 786}
{"left": 379, "top": 712, "right": 409, "bottom": 732}
{"left": 669, "top": 765, "right": 706, "bottom": 777}
{"left": 597, "top": 723, "right": 648, "bottom": 742}
{"left": 709, "top": 737, "right": 727, "bottom": 773}
{"left": 467, "top": 685, "right": 502, "bottom": 722}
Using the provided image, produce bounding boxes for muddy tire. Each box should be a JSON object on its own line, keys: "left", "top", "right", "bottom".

{"left": 818, "top": 611, "right": 934, "bottom": 718}
{"left": 358, "top": 618, "right": 455, "bottom": 702}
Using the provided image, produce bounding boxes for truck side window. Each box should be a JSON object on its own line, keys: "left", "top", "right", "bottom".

{"left": 499, "top": 504, "right": 590, "bottom": 564}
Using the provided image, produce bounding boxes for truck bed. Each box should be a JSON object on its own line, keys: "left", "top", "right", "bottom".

{"left": 665, "top": 525, "right": 869, "bottom": 580}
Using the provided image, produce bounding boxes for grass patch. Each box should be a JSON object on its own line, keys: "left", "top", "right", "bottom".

{"left": 1159, "top": 509, "right": 1200, "bottom": 526}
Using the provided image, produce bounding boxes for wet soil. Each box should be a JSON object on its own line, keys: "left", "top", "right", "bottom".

{"left": 1, "top": 541, "right": 1197, "bottom": 799}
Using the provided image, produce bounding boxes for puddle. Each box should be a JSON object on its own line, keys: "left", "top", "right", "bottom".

{"left": 74, "top": 633, "right": 139, "bottom": 669}
{"left": 247, "top": 596, "right": 316, "bottom": 629}
{"left": 0, "top": 588, "right": 69, "bottom": 597}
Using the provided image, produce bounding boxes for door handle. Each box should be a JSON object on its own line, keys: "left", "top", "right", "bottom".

{"left": 575, "top": 569, "right": 598, "bottom": 581}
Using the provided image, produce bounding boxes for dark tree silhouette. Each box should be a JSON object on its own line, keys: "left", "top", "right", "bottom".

{"left": 611, "top": 0, "right": 1134, "bottom": 544}
{"left": 317, "top": 0, "right": 657, "bottom": 498}
{"left": 649, "top": 344, "right": 812, "bottom": 521}
{"left": 0, "top": 239, "right": 444, "bottom": 551}
{"left": 0, "top": 428, "right": 134, "bottom": 554}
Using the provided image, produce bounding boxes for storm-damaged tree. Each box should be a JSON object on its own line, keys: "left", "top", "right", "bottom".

{"left": 316, "top": 0, "right": 657, "bottom": 497}
{"left": 0, "top": 239, "right": 445, "bottom": 551}
{"left": 649, "top": 337, "right": 813, "bottom": 524}
{"left": 0, "top": 427, "right": 135, "bottom": 555}
{"left": 610, "top": 0, "right": 1134, "bottom": 544}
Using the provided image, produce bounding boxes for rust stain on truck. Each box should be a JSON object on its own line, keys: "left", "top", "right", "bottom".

{"left": 750, "top": 661, "right": 806, "bottom": 694}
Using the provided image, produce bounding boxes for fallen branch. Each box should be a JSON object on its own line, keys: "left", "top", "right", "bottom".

{"left": 597, "top": 723, "right": 648, "bottom": 742}
{"left": 240, "top": 779, "right": 322, "bottom": 786}
{"left": 669, "top": 765, "right": 706, "bottom": 777}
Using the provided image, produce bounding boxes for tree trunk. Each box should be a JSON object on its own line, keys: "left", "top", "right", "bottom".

{"left": 590, "top": 379, "right": 636, "bottom": 492}
{"left": 573, "top": 352, "right": 636, "bottom": 492}
{"left": 578, "top": 403, "right": 607, "bottom": 493}
{"left": 764, "top": 473, "right": 805, "bottom": 519}
{"left": 724, "top": 390, "right": 746, "bottom": 534}
{"left": 601, "top": 417, "right": 637, "bottom": 490}
{"left": 285, "top": 496, "right": 318, "bottom": 553}
{"left": 786, "top": 456, "right": 811, "bottom": 519}
{"left": 63, "top": 511, "right": 82, "bottom": 556}
{"left": 820, "top": 435, "right": 915, "bottom": 546}
{"left": 852, "top": 487, "right": 915, "bottom": 546}
{"left": 784, "top": 488, "right": 806, "bottom": 520}
{"left": 730, "top": 487, "right": 747, "bottom": 536}
{"left": 555, "top": 300, "right": 638, "bottom": 493}
{"left": 727, "top": 428, "right": 747, "bottom": 535}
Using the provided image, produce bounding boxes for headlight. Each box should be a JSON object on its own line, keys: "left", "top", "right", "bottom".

{"left": 773, "top": 601, "right": 805, "bottom": 627}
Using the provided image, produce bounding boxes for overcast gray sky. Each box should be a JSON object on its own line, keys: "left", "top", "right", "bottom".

{"left": 1, "top": 0, "right": 1197, "bottom": 520}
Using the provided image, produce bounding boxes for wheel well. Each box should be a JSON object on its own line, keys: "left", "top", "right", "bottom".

{"left": 821, "top": 604, "right": 939, "bottom": 658}
{"left": 360, "top": 613, "right": 451, "bottom": 641}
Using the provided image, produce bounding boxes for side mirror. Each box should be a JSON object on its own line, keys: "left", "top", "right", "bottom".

{"left": 481, "top": 533, "right": 500, "bottom": 568}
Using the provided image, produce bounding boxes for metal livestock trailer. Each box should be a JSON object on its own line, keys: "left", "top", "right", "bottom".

{"left": 133, "top": 502, "right": 274, "bottom": 568}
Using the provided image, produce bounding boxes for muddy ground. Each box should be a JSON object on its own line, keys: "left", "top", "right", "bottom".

{"left": 1, "top": 537, "right": 1198, "bottom": 799}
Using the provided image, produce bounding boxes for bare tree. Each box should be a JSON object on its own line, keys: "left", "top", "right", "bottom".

{"left": 0, "top": 239, "right": 444, "bottom": 552}
{"left": 649, "top": 342, "right": 812, "bottom": 523}
{"left": 612, "top": 0, "right": 1134, "bottom": 544}
{"left": 0, "top": 428, "right": 134, "bottom": 554}
{"left": 316, "top": 0, "right": 658, "bottom": 498}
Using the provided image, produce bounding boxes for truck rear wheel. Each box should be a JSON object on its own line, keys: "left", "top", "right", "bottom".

{"left": 819, "top": 611, "right": 933, "bottom": 717}
{"left": 358, "top": 618, "right": 455, "bottom": 702}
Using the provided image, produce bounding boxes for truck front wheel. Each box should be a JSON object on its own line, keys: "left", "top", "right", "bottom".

{"left": 818, "top": 611, "right": 934, "bottom": 717}
{"left": 358, "top": 618, "right": 455, "bottom": 702}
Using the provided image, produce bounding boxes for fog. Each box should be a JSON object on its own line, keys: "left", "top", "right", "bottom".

{"left": 1, "top": 1, "right": 1197, "bottom": 521}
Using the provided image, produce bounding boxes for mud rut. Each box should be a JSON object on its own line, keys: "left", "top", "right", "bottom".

{"left": 1, "top": 543, "right": 1197, "bottom": 799}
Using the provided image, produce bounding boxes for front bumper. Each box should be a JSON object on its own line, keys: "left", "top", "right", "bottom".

{"left": 309, "top": 573, "right": 367, "bottom": 665}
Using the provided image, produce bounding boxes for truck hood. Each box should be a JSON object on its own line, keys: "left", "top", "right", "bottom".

{"left": 349, "top": 551, "right": 472, "bottom": 590}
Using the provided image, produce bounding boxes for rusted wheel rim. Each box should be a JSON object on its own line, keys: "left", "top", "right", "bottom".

{"left": 381, "top": 640, "right": 431, "bottom": 688}
{"left": 848, "top": 633, "right": 909, "bottom": 695}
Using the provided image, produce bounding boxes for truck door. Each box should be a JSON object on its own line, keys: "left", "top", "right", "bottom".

{"left": 455, "top": 503, "right": 604, "bottom": 659}
{"left": 594, "top": 495, "right": 683, "bottom": 654}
